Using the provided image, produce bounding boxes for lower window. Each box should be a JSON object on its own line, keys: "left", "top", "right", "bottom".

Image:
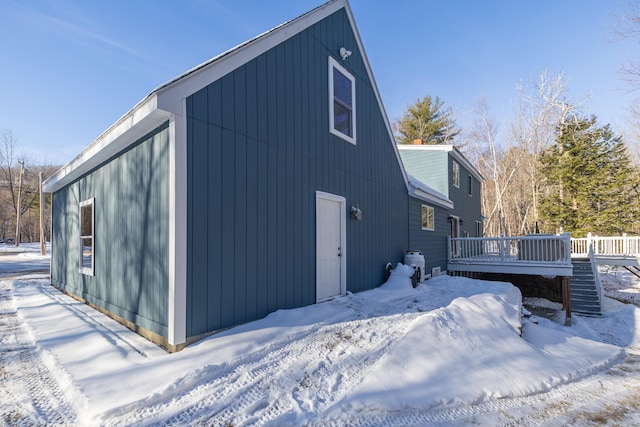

{"left": 80, "top": 198, "right": 95, "bottom": 275}
{"left": 422, "top": 205, "right": 434, "bottom": 231}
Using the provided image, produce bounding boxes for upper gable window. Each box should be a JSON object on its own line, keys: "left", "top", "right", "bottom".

{"left": 452, "top": 161, "right": 460, "bottom": 188}
{"left": 468, "top": 174, "right": 472, "bottom": 196}
{"left": 329, "top": 57, "right": 356, "bottom": 145}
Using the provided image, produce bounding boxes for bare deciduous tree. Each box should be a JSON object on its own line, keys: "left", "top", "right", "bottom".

{"left": 511, "top": 69, "right": 582, "bottom": 232}
{"left": 0, "top": 129, "right": 53, "bottom": 243}
{"left": 615, "top": 1, "right": 640, "bottom": 91}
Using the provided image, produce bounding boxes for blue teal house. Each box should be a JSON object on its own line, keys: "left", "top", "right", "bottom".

{"left": 399, "top": 143, "right": 484, "bottom": 276}
{"left": 43, "top": 0, "right": 412, "bottom": 351}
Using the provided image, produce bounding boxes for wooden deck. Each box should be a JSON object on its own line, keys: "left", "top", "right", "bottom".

{"left": 445, "top": 233, "right": 640, "bottom": 324}
{"left": 447, "top": 234, "right": 574, "bottom": 277}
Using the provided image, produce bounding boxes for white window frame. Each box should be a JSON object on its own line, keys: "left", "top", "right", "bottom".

{"left": 328, "top": 56, "right": 356, "bottom": 145}
{"left": 421, "top": 204, "right": 434, "bottom": 231}
{"left": 79, "top": 198, "right": 95, "bottom": 276}
{"left": 452, "top": 161, "right": 460, "bottom": 188}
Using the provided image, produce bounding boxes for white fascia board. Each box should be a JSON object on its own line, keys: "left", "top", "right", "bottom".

{"left": 409, "top": 185, "right": 454, "bottom": 209}
{"left": 413, "top": 188, "right": 454, "bottom": 209}
{"left": 156, "top": 0, "right": 347, "bottom": 113}
{"left": 43, "top": 94, "right": 171, "bottom": 192}
{"left": 408, "top": 175, "right": 453, "bottom": 209}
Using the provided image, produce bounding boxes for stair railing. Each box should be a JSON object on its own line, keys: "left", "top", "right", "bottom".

{"left": 588, "top": 242, "right": 603, "bottom": 313}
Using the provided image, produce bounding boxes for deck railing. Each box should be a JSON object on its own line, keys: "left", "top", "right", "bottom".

{"left": 448, "top": 233, "right": 571, "bottom": 271}
{"left": 448, "top": 233, "right": 572, "bottom": 267}
{"left": 571, "top": 233, "right": 640, "bottom": 258}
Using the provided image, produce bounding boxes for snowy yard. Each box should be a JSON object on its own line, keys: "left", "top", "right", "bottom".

{"left": 3, "top": 246, "right": 640, "bottom": 425}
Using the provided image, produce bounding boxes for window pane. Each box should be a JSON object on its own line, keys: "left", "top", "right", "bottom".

{"left": 422, "top": 205, "right": 434, "bottom": 230}
{"left": 453, "top": 162, "right": 459, "bottom": 187}
{"left": 333, "top": 68, "right": 352, "bottom": 106}
{"left": 334, "top": 101, "right": 352, "bottom": 137}
{"left": 82, "top": 238, "right": 92, "bottom": 268}
{"left": 81, "top": 204, "right": 92, "bottom": 236}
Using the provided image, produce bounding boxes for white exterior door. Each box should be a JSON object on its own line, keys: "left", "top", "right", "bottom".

{"left": 316, "top": 192, "right": 346, "bottom": 302}
{"left": 450, "top": 215, "right": 461, "bottom": 258}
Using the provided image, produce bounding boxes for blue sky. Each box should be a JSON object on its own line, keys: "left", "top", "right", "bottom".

{"left": 1, "top": 0, "right": 636, "bottom": 166}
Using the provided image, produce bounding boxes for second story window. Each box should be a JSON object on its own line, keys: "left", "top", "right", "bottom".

{"left": 329, "top": 56, "right": 356, "bottom": 144}
{"left": 452, "top": 161, "right": 459, "bottom": 187}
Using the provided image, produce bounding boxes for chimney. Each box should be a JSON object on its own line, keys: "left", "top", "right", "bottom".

{"left": 413, "top": 139, "right": 423, "bottom": 145}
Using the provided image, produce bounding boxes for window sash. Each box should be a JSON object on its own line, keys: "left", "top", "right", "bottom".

{"left": 452, "top": 161, "right": 460, "bottom": 187}
{"left": 329, "top": 56, "right": 356, "bottom": 144}
{"left": 79, "top": 198, "right": 94, "bottom": 275}
{"left": 421, "top": 205, "right": 434, "bottom": 231}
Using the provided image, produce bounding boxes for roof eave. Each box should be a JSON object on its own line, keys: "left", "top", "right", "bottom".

{"left": 43, "top": 94, "right": 171, "bottom": 193}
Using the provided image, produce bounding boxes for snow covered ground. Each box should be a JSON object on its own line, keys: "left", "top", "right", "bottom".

{"left": 3, "top": 245, "right": 640, "bottom": 426}
{"left": 0, "top": 242, "right": 50, "bottom": 278}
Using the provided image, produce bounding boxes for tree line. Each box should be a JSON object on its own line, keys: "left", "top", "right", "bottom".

{"left": 395, "top": 69, "right": 640, "bottom": 238}
{"left": 395, "top": 2, "right": 640, "bottom": 239}
{"left": 0, "top": 129, "right": 57, "bottom": 244}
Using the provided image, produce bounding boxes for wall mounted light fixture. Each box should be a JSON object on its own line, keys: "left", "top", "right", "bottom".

{"left": 340, "top": 47, "right": 352, "bottom": 60}
{"left": 351, "top": 205, "right": 362, "bottom": 221}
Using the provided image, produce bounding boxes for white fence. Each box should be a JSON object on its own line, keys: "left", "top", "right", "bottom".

{"left": 448, "top": 233, "right": 572, "bottom": 266}
{"left": 571, "top": 233, "right": 640, "bottom": 258}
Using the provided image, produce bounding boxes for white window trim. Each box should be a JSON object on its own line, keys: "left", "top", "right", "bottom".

{"left": 328, "top": 56, "right": 356, "bottom": 145}
{"left": 421, "top": 204, "right": 434, "bottom": 231}
{"left": 452, "top": 161, "right": 460, "bottom": 188}
{"left": 79, "top": 197, "right": 95, "bottom": 276}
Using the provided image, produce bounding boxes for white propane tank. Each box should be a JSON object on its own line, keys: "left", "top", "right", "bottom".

{"left": 404, "top": 250, "right": 425, "bottom": 283}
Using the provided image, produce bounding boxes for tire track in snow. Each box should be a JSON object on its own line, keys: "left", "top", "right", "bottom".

{"left": 312, "top": 348, "right": 635, "bottom": 426}
{"left": 0, "top": 279, "right": 79, "bottom": 426}
{"left": 103, "top": 308, "right": 422, "bottom": 426}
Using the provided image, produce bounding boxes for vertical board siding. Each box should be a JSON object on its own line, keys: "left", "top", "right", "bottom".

{"left": 407, "top": 197, "right": 449, "bottom": 273}
{"left": 51, "top": 124, "right": 170, "bottom": 338}
{"left": 448, "top": 155, "right": 483, "bottom": 238}
{"left": 185, "top": 8, "right": 408, "bottom": 338}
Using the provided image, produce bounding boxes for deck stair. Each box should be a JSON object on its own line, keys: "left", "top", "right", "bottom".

{"left": 570, "top": 259, "right": 602, "bottom": 316}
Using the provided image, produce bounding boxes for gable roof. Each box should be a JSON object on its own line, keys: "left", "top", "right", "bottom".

{"left": 43, "top": 0, "right": 408, "bottom": 193}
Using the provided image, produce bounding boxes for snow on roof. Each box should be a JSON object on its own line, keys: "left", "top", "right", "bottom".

{"left": 408, "top": 174, "right": 454, "bottom": 209}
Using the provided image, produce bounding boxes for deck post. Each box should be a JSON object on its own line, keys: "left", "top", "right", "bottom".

{"left": 562, "top": 276, "right": 571, "bottom": 326}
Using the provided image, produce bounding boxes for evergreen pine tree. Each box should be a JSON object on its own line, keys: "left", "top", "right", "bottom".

{"left": 539, "top": 116, "right": 640, "bottom": 236}
{"left": 394, "top": 95, "right": 459, "bottom": 145}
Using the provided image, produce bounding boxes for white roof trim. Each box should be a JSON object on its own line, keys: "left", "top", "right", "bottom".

{"left": 341, "top": 1, "right": 410, "bottom": 187}
{"left": 408, "top": 175, "right": 453, "bottom": 209}
{"left": 156, "top": 0, "right": 347, "bottom": 113}
{"left": 43, "top": 95, "right": 171, "bottom": 192}
{"left": 397, "top": 144, "right": 484, "bottom": 182}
